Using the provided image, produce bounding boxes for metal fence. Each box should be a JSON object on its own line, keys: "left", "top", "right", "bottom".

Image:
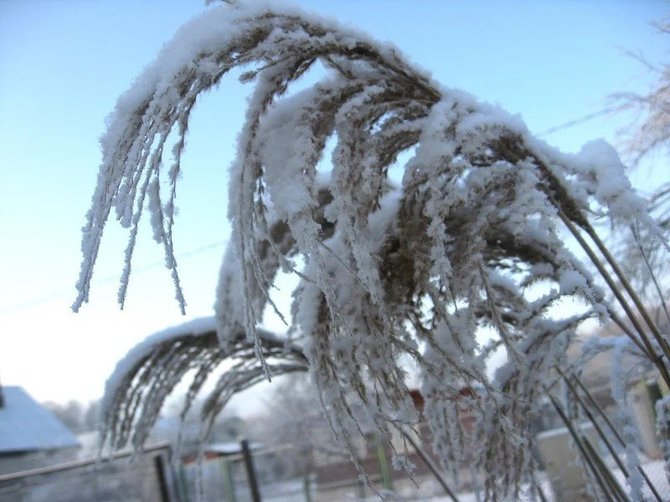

{"left": 2, "top": 439, "right": 667, "bottom": 501}
{"left": 0, "top": 444, "right": 177, "bottom": 502}
{"left": 178, "top": 441, "right": 454, "bottom": 502}
{"left": 179, "top": 443, "right": 306, "bottom": 502}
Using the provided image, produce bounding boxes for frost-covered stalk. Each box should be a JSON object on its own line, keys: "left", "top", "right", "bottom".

{"left": 559, "top": 368, "right": 664, "bottom": 501}
{"left": 99, "top": 318, "right": 308, "bottom": 451}
{"left": 75, "top": 1, "right": 669, "bottom": 499}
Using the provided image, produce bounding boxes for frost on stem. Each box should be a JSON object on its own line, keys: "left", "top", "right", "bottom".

{"left": 75, "top": 1, "right": 660, "bottom": 498}
{"left": 99, "top": 318, "right": 308, "bottom": 452}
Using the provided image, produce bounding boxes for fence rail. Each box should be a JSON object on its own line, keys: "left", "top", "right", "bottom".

{"left": 0, "top": 443, "right": 177, "bottom": 502}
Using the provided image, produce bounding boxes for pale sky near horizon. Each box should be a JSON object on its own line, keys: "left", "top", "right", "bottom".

{"left": 0, "top": 0, "right": 668, "bottom": 415}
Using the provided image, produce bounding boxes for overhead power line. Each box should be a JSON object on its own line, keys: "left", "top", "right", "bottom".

{"left": 539, "top": 103, "right": 632, "bottom": 137}
{"left": 1, "top": 240, "right": 228, "bottom": 316}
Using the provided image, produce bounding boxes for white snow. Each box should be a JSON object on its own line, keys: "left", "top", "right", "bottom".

{"left": 101, "top": 317, "right": 218, "bottom": 420}
{"left": 74, "top": 1, "right": 668, "bottom": 497}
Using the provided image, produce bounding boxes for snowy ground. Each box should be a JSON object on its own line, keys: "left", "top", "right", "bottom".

{"left": 261, "top": 458, "right": 670, "bottom": 501}
{"left": 612, "top": 458, "right": 669, "bottom": 501}
{"left": 259, "top": 475, "right": 555, "bottom": 502}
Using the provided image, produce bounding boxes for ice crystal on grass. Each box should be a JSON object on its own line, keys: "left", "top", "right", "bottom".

{"left": 75, "top": 2, "right": 669, "bottom": 499}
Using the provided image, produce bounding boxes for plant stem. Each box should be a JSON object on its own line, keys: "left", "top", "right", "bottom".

{"left": 400, "top": 427, "right": 461, "bottom": 502}
{"left": 558, "top": 210, "right": 670, "bottom": 388}
{"left": 560, "top": 369, "right": 663, "bottom": 502}
{"left": 583, "top": 221, "right": 670, "bottom": 361}
{"left": 631, "top": 223, "right": 670, "bottom": 327}
{"left": 550, "top": 395, "right": 629, "bottom": 502}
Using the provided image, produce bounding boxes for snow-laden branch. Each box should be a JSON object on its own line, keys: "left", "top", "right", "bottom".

{"left": 76, "top": 1, "right": 668, "bottom": 498}
{"left": 101, "top": 317, "right": 307, "bottom": 451}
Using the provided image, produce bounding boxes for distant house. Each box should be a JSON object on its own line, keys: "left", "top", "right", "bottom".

{"left": 0, "top": 386, "right": 80, "bottom": 474}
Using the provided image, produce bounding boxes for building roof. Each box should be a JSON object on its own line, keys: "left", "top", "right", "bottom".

{"left": 0, "top": 386, "right": 79, "bottom": 454}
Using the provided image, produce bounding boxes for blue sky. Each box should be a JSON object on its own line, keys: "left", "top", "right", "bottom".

{"left": 0, "top": 0, "right": 667, "bottom": 411}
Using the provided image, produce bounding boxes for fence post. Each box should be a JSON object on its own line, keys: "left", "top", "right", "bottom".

{"left": 303, "top": 473, "right": 312, "bottom": 502}
{"left": 221, "top": 458, "right": 237, "bottom": 502}
{"left": 178, "top": 465, "right": 190, "bottom": 502}
{"left": 153, "top": 453, "right": 172, "bottom": 502}
{"left": 376, "top": 442, "right": 393, "bottom": 492}
{"left": 240, "top": 439, "right": 261, "bottom": 502}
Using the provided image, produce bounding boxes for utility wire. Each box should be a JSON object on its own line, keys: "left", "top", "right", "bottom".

{"left": 538, "top": 103, "right": 631, "bottom": 137}
{"left": 1, "top": 240, "right": 228, "bottom": 315}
